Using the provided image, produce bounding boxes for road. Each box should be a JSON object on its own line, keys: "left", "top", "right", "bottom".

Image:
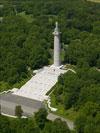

{"left": 47, "top": 113, "right": 74, "bottom": 130}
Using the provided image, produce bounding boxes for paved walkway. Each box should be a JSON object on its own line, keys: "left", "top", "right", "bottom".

{"left": 13, "top": 66, "right": 66, "bottom": 101}
{"left": 47, "top": 113, "right": 74, "bottom": 130}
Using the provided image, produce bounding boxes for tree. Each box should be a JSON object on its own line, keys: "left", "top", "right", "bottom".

{"left": 43, "top": 118, "right": 70, "bottom": 133}
{"left": 0, "top": 115, "right": 11, "bottom": 133}
{"left": 15, "top": 105, "right": 23, "bottom": 118}
{"left": 75, "top": 102, "right": 100, "bottom": 133}
{"left": 34, "top": 108, "right": 48, "bottom": 129}
{"left": 75, "top": 113, "right": 87, "bottom": 133}
{"left": 24, "top": 119, "right": 40, "bottom": 133}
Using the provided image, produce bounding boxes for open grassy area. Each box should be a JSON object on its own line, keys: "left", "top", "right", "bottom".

{"left": 50, "top": 93, "right": 79, "bottom": 121}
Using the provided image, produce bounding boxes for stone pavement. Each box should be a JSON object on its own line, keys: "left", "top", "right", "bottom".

{"left": 13, "top": 66, "right": 66, "bottom": 101}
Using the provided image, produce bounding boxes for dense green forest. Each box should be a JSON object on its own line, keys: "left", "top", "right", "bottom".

{"left": 52, "top": 67, "right": 100, "bottom": 132}
{"left": 0, "top": 0, "right": 100, "bottom": 88}
{"left": 0, "top": 0, "right": 100, "bottom": 89}
{"left": 0, "top": 108, "right": 70, "bottom": 133}
{"left": 0, "top": 0, "right": 100, "bottom": 133}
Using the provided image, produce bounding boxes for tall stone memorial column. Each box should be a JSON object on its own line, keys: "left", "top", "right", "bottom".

{"left": 53, "top": 22, "right": 61, "bottom": 67}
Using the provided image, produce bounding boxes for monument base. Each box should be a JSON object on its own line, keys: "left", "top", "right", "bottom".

{"left": 13, "top": 65, "right": 66, "bottom": 102}
{"left": 50, "top": 64, "right": 64, "bottom": 69}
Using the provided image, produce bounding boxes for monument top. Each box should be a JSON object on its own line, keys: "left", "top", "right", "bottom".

{"left": 55, "top": 22, "right": 59, "bottom": 32}
{"left": 53, "top": 21, "right": 61, "bottom": 35}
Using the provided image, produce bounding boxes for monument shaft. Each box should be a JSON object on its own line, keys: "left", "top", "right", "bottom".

{"left": 53, "top": 22, "right": 61, "bottom": 67}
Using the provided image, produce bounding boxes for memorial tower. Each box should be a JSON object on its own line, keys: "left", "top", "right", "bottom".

{"left": 53, "top": 22, "right": 61, "bottom": 67}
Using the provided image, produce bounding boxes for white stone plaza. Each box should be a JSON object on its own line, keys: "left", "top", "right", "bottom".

{"left": 13, "top": 66, "right": 66, "bottom": 101}
{"left": 13, "top": 22, "right": 66, "bottom": 102}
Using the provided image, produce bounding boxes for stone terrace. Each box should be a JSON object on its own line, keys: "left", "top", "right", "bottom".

{"left": 13, "top": 66, "right": 66, "bottom": 101}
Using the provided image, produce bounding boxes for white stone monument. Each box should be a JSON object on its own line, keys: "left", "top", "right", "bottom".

{"left": 53, "top": 22, "right": 61, "bottom": 67}
{"left": 13, "top": 22, "right": 66, "bottom": 102}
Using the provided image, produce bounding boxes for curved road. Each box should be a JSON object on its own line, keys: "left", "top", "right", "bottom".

{"left": 47, "top": 113, "right": 74, "bottom": 130}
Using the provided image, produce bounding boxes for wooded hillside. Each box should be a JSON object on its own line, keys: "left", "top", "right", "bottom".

{"left": 0, "top": 0, "right": 100, "bottom": 88}
{"left": 0, "top": 0, "right": 100, "bottom": 132}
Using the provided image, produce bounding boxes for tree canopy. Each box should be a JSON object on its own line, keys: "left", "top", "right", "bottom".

{"left": 0, "top": 0, "right": 100, "bottom": 132}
